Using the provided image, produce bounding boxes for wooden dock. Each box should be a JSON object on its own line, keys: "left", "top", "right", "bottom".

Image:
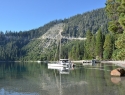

{"left": 72, "top": 59, "right": 100, "bottom": 64}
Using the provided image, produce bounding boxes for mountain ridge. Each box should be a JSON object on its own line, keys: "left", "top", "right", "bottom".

{"left": 0, "top": 8, "right": 109, "bottom": 61}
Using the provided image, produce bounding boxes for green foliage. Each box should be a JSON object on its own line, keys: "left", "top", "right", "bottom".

{"left": 62, "top": 8, "right": 109, "bottom": 37}
{"left": 119, "top": 13, "right": 125, "bottom": 29}
{"left": 105, "top": 0, "right": 120, "bottom": 20}
{"left": 96, "top": 28, "right": 104, "bottom": 59}
{"left": 114, "top": 32, "right": 125, "bottom": 60}
{"left": 106, "top": 0, "right": 125, "bottom": 60}
{"left": 106, "top": 0, "right": 123, "bottom": 34}
{"left": 90, "top": 35, "right": 96, "bottom": 58}
{"left": 103, "top": 34, "right": 113, "bottom": 59}
{"left": 115, "top": 33, "right": 125, "bottom": 49}
{"left": 108, "top": 21, "right": 122, "bottom": 34}
{"left": 64, "top": 40, "right": 84, "bottom": 60}
{"left": 84, "top": 30, "right": 93, "bottom": 59}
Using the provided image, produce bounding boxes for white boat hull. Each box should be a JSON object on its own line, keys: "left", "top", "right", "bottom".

{"left": 48, "top": 65, "right": 64, "bottom": 69}
{"left": 48, "top": 59, "right": 74, "bottom": 70}
{"left": 48, "top": 63, "right": 69, "bottom": 67}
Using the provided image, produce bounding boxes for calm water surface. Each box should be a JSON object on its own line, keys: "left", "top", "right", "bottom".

{"left": 0, "top": 62, "right": 125, "bottom": 95}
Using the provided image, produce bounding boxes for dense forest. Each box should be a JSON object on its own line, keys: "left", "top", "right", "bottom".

{"left": 0, "top": 5, "right": 124, "bottom": 61}
{"left": 105, "top": 0, "right": 125, "bottom": 60}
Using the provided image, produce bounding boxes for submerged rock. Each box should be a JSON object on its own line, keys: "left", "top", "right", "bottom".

{"left": 110, "top": 68, "right": 125, "bottom": 76}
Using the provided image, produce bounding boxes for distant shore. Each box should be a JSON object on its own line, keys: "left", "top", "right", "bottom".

{"left": 72, "top": 60, "right": 125, "bottom": 68}
{"left": 101, "top": 61, "right": 125, "bottom": 64}
{"left": 72, "top": 60, "right": 125, "bottom": 63}
{"left": 101, "top": 61, "right": 125, "bottom": 68}
{"left": 0, "top": 60, "right": 125, "bottom": 68}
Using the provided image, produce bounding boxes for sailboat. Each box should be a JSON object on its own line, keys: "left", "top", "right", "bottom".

{"left": 48, "top": 30, "right": 74, "bottom": 68}
{"left": 48, "top": 59, "right": 73, "bottom": 68}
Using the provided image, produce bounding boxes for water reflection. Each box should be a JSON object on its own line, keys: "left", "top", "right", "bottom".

{"left": 0, "top": 62, "right": 125, "bottom": 95}
{"left": 0, "top": 88, "right": 38, "bottom": 95}
{"left": 111, "top": 77, "right": 125, "bottom": 84}
{"left": 111, "top": 77, "right": 121, "bottom": 84}
{"left": 0, "top": 62, "right": 48, "bottom": 95}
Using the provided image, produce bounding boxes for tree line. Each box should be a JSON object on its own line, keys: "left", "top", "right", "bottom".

{"left": 47, "top": 28, "right": 114, "bottom": 61}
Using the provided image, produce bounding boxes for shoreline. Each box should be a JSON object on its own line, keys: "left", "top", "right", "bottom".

{"left": 101, "top": 61, "right": 125, "bottom": 68}
{"left": 0, "top": 60, "right": 125, "bottom": 64}
{"left": 72, "top": 60, "right": 125, "bottom": 63}
{"left": 72, "top": 60, "right": 125, "bottom": 68}
{"left": 0, "top": 60, "right": 125, "bottom": 68}
{"left": 101, "top": 61, "right": 125, "bottom": 64}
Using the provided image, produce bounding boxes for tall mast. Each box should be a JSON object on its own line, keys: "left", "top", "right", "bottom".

{"left": 59, "top": 30, "right": 62, "bottom": 60}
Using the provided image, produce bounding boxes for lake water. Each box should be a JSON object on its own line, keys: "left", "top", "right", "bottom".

{"left": 0, "top": 62, "right": 125, "bottom": 95}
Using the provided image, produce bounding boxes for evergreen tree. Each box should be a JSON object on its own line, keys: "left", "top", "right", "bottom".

{"left": 96, "top": 28, "right": 103, "bottom": 59}
{"left": 105, "top": 0, "right": 123, "bottom": 34}
{"left": 103, "top": 34, "right": 113, "bottom": 59}
{"left": 106, "top": 0, "right": 125, "bottom": 60}
{"left": 85, "top": 30, "right": 93, "bottom": 59}
{"left": 115, "top": 32, "right": 125, "bottom": 60}
{"left": 90, "top": 35, "right": 96, "bottom": 58}
{"left": 114, "top": 0, "right": 125, "bottom": 60}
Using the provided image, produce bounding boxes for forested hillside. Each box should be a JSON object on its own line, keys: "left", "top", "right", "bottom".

{"left": 63, "top": 8, "right": 109, "bottom": 37}
{"left": 0, "top": 8, "right": 110, "bottom": 61}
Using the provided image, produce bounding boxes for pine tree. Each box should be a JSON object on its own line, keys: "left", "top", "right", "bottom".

{"left": 85, "top": 30, "right": 93, "bottom": 59}
{"left": 90, "top": 35, "right": 96, "bottom": 58}
{"left": 115, "top": 33, "right": 125, "bottom": 60}
{"left": 103, "top": 34, "right": 113, "bottom": 59}
{"left": 105, "top": 0, "right": 123, "bottom": 34}
{"left": 96, "top": 28, "right": 103, "bottom": 59}
{"left": 106, "top": 0, "right": 125, "bottom": 60}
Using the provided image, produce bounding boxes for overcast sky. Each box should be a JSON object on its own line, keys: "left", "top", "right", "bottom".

{"left": 0, "top": 0, "right": 106, "bottom": 32}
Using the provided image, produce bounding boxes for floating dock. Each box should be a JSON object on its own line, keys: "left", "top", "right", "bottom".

{"left": 72, "top": 59, "right": 100, "bottom": 64}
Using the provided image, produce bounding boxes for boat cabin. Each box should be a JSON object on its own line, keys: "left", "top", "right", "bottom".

{"left": 59, "top": 59, "right": 71, "bottom": 65}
